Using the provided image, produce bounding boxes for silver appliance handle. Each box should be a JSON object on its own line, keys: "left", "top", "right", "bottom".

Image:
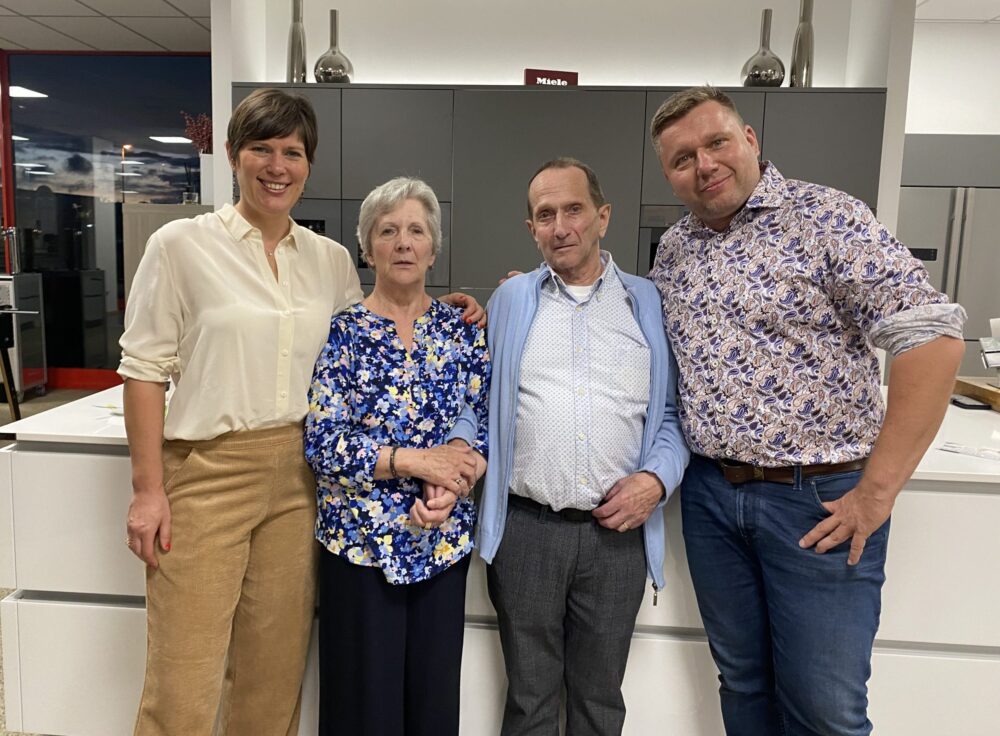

{"left": 946, "top": 188, "right": 970, "bottom": 301}
{"left": 1, "top": 228, "right": 20, "bottom": 275}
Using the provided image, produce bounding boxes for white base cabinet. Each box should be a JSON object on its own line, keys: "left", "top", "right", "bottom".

{"left": 3, "top": 388, "right": 1000, "bottom": 734}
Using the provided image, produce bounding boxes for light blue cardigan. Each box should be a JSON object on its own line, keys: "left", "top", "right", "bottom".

{"left": 471, "top": 262, "right": 689, "bottom": 592}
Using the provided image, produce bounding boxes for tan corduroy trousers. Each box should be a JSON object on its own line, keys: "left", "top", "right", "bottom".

{"left": 134, "top": 423, "right": 318, "bottom": 736}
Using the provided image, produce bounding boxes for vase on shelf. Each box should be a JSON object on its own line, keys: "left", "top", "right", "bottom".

{"left": 287, "top": 0, "right": 307, "bottom": 83}
{"left": 740, "top": 8, "right": 784, "bottom": 87}
{"left": 790, "top": 0, "right": 814, "bottom": 87}
{"left": 314, "top": 9, "right": 354, "bottom": 84}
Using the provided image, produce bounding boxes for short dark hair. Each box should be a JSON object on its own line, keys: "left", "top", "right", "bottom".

{"left": 526, "top": 157, "right": 606, "bottom": 218}
{"left": 649, "top": 86, "right": 745, "bottom": 153}
{"left": 227, "top": 88, "right": 319, "bottom": 164}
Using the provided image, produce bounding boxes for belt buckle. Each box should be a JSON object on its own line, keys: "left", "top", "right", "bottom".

{"left": 753, "top": 466, "right": 765, "bottom": 481}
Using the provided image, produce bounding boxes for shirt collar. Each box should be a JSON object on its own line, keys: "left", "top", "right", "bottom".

{"left": 216, "top": 203, "right": 301, "bottom": 250}
{"left": 744, "top": 161, "right": 787, "bottom": 210}
{"left": 541, "top": 251, "right": 616, "bottom": 299}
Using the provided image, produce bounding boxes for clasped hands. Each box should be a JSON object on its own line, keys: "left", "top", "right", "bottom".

{"left": 410, "top": 440, "right": 486, "bottom": 529}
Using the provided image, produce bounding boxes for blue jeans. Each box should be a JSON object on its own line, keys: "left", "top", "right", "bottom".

{"left": 681, "top": 455, "right": 890, "bottom": 736}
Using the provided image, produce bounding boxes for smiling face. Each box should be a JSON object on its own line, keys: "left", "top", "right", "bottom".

{"left": 655, "top": 100, "right": 762, "bottom": 231}
{"left": 367, "top": 198, "right": 437, "bottom": 288}
{"left": 526, "top": 165, "right": 610, "bottom": 285}
{"left": 228, "top": 132, "right": 309, "bottom": 228}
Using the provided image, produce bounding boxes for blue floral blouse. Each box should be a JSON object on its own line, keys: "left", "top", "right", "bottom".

{"left": 305, "top": 300, "right": 490, "bottom": 585}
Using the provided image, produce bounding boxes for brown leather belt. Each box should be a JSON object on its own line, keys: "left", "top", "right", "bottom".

{"left": 716, "top": 458, "right": 867, "bottom": 485}
{"left": 508, "top": 493, "right": 596, "bottom": 523}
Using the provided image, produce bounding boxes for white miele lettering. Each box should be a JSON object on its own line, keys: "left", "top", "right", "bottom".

{"left": 536, "top": 77, "right": 568, "bottom": 86}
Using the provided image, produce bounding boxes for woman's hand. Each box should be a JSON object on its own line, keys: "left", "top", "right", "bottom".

{"left": 122, "top": 379, "right": 171, "bottom": 568}
{"left": 398, "top": 444, "right": 477, "bottom": 495}
{"left": 410, "top": 483, "right": 458, "bottom": 528}
{"left": 126, "top": 486, "right": 172, "bottom": 568}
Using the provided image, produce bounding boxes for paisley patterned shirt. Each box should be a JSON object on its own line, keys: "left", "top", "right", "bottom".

{"left": 649, "top": 164, "right": 955, "bottom": 466}
{"left": 305, "top": 300, "right": 490, "bottom": 585}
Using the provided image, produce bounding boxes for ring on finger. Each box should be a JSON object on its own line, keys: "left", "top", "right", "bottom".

{"left": 126, "top": 536, "right": 134, "bottom": 548}
{"left": 619, "top": 521, "right": 630, "bottom": 532}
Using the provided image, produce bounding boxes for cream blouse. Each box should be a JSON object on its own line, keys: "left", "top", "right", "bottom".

{"left": 118, "top": 203, "right": 363, "bottom": 441}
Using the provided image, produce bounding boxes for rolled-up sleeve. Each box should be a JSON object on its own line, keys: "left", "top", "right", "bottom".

{"left": 870, "top": 302, "right": 967, "bottom": 356}
{"left": 828, "top": 198, "right": 954, "bottom": 339}
{"left": 118, "top": 232, "right": 182, "bottom": 383}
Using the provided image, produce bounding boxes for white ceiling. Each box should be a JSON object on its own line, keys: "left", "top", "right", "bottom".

{"left": 916, "top": 0, "right": 1000, "bottom": 21}
{"left": 0, "top": 1, "right": 998, "bottom": 52}
{"left": 0, "top": 0, "right": 210, "bottom": 51}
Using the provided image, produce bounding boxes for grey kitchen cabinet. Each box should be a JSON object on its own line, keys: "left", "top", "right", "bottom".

{"left": 760, "top": 90, "right": 885, "bottom": 208}
{"left": 232, "top": 84, "right": 342, "bottom": 200}
{"left": 341, "top": 88, "right": 454, "bottom": 201}
{"left": 344, "top": 200, "right": 452, "bottom": 288}
{"left": 641, "top": 90, "right": 766, "bottom": 206}
{"left": 451, "top": 89, "right": 647, "bottom": 289}
{"left": 290, "top": 197, "right": 343, "bottom": 244}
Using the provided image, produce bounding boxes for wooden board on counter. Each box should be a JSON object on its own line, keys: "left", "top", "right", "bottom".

{"left": 954, "top": 376, "right": 1000, "bottom": 412}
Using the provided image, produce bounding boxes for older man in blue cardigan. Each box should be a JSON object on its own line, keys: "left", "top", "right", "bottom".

{"left": 478, "top": 157, "right": 689, "bottom": 736}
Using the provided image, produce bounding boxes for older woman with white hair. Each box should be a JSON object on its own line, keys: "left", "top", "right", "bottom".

{"left": 305, "top": 176, "right": 489, "bottom": 736}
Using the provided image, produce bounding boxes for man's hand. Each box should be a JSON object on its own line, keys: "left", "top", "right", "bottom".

{"left": 446, "top": 439, "right": 486, "bottom": 494}
{"left": 499, "top": 270, "right": 524, "bottom": 286}
{"left": 440, "top": 292, "right": 485, "bottom": 328}
{"left": 798, "top": 484, "right": 895, "bottom": 565}
{"left": 592, "top": 471, "right": 665, "bottom": 532}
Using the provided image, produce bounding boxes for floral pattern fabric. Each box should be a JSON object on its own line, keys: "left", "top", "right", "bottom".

{"left": 305, "top": 300, "right": 489, "bottom": 585}
{"left": 649, "top": 164, "right": 950, "bottom": 466}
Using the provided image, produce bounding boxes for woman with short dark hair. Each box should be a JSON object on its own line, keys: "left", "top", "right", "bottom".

{"left": 120, "top": 90, "right": 481, "bottom": 735}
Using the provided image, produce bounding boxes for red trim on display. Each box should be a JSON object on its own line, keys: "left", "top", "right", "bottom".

{"left": 1, "top": 51, "right": 16, "bottom": 250}
{"left": 46, "top": 368, "right": 123, "bottom": 391}
{"left": 5, "top": 50, "right": 209, "bottom": 57}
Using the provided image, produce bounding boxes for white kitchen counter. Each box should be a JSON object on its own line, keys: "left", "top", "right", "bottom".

{"left": 2, "top": 387, "right": 1000, "bottom": 735}
{"left": 4, "top": 384, "right": 998, "bottom": 481}
{"left": 0, "top": 385, "right": 128, "bottom": 446}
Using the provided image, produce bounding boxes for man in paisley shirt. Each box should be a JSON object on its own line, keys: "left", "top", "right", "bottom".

{"left": 479, "top": 158, "right": 689, "bottom": 736}
{"left": 647, "top": 86, "right": 966, "bottom": 736}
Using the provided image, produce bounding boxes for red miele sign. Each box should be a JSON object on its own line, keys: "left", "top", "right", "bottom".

{"left": 523, "top": 69, "right": 578, "bottom": 87}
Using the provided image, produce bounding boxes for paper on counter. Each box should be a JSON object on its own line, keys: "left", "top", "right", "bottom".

{"left": 938, "top": 442, "right": 1000, "bottom": 462}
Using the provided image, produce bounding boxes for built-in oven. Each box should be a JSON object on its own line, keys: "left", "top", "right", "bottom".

{"left": 637, "top": 205, "right": 688, "bottom": 275}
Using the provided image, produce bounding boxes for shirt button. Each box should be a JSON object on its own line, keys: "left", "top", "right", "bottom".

{"left": 281, "top": 349, "right": 289, "bottom": 357}
{"left": 579, "top": 477, "right": 588, "bottom": 485}
{"left": 575, "top": 305, "right": 583, "bottom": 312}
{"left": 280, "top": 391, "right": 288, "bottom": 398}
{"left": 577, "top": 388, "right": 585, "bottom": 396}
{"left": 282, "top": 310, "right": 290, "bottom": 317}
{"left": 577, "top": 433, "right": 586, "bottom": 441}
{"left": 282, "top": 281, "right": 289, "bottom": 287}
